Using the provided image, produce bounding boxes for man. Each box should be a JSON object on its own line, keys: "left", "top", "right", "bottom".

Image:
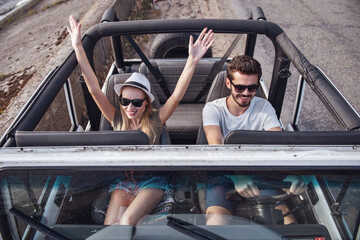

{"left": 202, "top": 55, "right": 307, "bottom": 225}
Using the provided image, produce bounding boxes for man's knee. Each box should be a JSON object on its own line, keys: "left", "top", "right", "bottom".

{"left": 206, "top": 206, "right": 232, "bottom": 215}
{"left": 206, "top": 206, "right": 233, "bottom": 225}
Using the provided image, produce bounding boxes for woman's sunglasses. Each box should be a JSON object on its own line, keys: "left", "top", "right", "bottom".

{"left": 230, "top": 81, "right": 259, "bottom": 93}
{"left": 119, "top": 97, "right": 146, "bottom": 107}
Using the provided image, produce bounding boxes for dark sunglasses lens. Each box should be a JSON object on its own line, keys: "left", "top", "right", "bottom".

{"left": 120, "top": 98, "right": 130, "bottom": 106}
{"left": 235, "top": 86, "right": 246, "bottom": 92}
{"left": 132, "top": 99, "right": 143, "bottom": 107}
{"left": 248, "top": 85, "right": 259, "bottom": 92}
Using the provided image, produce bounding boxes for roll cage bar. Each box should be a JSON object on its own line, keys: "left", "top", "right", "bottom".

{"left": 1, "top": 10, "right": 359, "bottom": 147}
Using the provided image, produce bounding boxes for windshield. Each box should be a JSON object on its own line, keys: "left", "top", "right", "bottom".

{"left": 1, "top": 169, "right": 358, "bottom": 240}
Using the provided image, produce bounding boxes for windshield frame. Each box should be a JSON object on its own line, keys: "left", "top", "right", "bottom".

{"left": 1, "top": 145, "right": 359, "bottom": 170}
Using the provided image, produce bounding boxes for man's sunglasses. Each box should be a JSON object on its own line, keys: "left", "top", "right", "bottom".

{"left": 119, "top": 97, "right": 146, "bottom": 107}
{"left": 230, "top": 81, "right": 259, "bottom": 93}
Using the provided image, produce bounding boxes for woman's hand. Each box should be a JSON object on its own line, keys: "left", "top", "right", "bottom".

{"left": 188, "top": 28, "right": 214, "bottom": 62}
{"left": 67, "top": 15, "right": 82, "bottom": 50}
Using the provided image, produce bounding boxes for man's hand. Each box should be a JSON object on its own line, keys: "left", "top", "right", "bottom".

{"left": 232, "top": 175, "right": 260, "bottom": 198}
{"left": 282, "top": 175, "right": 308, "bottom": 195}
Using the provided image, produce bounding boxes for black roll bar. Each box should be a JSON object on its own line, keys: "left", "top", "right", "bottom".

{"left": 245, "top": 6, "right": 267, "bottom": 57}
{"left": 82, "top": 18, "right": 359, "bottom": 130}
{"left": 276, "top": 32, "right": 360, "bottom": 130}
{"left": 101, "top": 8, "right": 125, "bottom": 71}
{"left": 85, "top": 18, "right": 282, "bottom": 41}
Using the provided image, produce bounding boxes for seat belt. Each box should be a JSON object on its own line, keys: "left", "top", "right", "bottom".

{"left": 193, "top": 34, "right": 243, "bottom": 102}
{"left": 125, "top": 35, "right": 171, "bottom": 98}
{"left": 330, "top": 175, "right": 352, "bottom": 217}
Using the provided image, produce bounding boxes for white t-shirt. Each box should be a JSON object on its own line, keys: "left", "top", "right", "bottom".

{"left": 202, "top": 96, "right": 281, "bottom": 138}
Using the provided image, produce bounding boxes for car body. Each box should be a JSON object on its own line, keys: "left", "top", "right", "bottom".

{"left": 0, "top": 6, "right": 359, "bottom": 240}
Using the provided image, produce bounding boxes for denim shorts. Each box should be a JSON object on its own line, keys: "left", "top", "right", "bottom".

{"left": 109, "top": 176, "right": 170, "bottom": 196}
{"left": 205, "top": 178, "right": 237, "bottom": 213}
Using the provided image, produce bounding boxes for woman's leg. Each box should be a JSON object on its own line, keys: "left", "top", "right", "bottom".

{"left": 119, "top": 188, "right": 164, "bottom": 226}
{"left": 104, "top": 189, "right": 135, "bottom": 225}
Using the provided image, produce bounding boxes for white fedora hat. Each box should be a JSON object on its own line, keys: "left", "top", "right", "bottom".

{"left": 114, "top": 73, "right": 155, "bottom": 103}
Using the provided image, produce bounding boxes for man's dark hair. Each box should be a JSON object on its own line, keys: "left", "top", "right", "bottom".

{"left": 227, "top": 55, "right": 262, "bottom": 82}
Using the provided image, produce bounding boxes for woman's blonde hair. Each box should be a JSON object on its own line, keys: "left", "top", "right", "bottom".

{"left": 119, "top": 94, "right": 157, "bottom": 144}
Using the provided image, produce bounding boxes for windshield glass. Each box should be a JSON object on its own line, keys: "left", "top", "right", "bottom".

{"left": 1, "top": 169, "right": 358, "bottom": 240}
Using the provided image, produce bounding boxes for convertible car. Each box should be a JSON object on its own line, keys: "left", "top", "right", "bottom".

{"left": 0, "top": 6, "right": 359, "bottom": 240}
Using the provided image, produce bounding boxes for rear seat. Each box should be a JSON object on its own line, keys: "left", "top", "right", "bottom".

{"left": 139, "top": 59, "right": 228, "bottom": 144}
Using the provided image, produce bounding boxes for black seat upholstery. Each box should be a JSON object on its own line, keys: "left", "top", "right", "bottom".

{"left": 99, "top": 73, "right": 171, "bottom": 144}
{"left": 196, "top": 71, "right": 229, "bottom": 144}
{"left": 224, "top": 130, "right": 360, "bottom": 145}
{"left": 15, "top": 130, "right": 150, "bottom": 146}
{"left": 140, "top": 59, "right": 227, "bottom": 144}
{"left": 139, "top": 59, "right": 228, "bottom": 103}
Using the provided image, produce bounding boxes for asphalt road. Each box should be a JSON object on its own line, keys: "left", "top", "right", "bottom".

{"left": 229, "top": 0, "right": 360, "bottom": 131}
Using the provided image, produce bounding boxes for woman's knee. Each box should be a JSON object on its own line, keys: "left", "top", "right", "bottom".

{"left": 111, "top": 189, "right": 134, "bottom": 206}
{"left": 119, "top": 211, "right": 137, "bottom": 226}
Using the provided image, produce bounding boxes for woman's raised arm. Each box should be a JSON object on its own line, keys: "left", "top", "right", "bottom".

{"left": 159, "top": 28, "right": 214, "bottom": 124}
{"left": 67, "top": 15, "right": 115, "bottom": 123}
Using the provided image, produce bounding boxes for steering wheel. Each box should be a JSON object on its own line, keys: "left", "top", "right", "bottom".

{"left": 225, "top": 181, "right": 293, "bottom": 225}
{"left": 225, "top": 181, "right": 292, "bottom": 204}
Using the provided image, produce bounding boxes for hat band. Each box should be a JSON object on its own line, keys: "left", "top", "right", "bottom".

{"left": 126, "top": 81, "right": 149, "bottom": 92}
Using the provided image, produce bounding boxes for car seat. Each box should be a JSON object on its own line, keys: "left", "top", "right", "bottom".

{"left": 139, "top": 59, "right": 227, "bottom": 144}
{"left": 196, "top": 71, "right": 230, "bottom": 144}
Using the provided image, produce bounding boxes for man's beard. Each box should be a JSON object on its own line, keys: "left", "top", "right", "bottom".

{"left": 231, "top": 92, "right": 253, "bottom": 108}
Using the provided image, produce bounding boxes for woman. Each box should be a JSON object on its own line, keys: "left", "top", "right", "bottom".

{"left": 68, "top": 15, "right": 214, "bottom": 226}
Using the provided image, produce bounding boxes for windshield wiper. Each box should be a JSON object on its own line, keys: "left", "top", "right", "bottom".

{"left": 9, "top": 207, "right": 70, "bottom": 240}
{"left": 167, "top": 216, "right": 227, "bottom": 240}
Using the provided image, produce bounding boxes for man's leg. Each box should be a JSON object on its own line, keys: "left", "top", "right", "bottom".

{"left": 205, "top": 182, "right": 236, "bottom": 225}
{"left": 276, "top": 204, "right": 297, "bottom": 224}
{"left": 261, "top": 189, "right": 297, "bottom": 224}
{"left": 206, "top": 206, "right": 233, "bottom": 225}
